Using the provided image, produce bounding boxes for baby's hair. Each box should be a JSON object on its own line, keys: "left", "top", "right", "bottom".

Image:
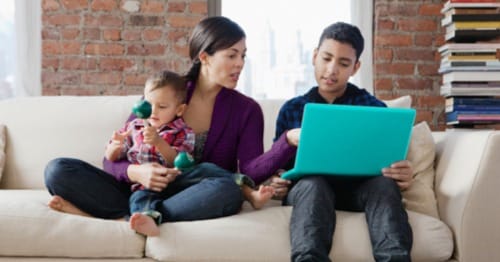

{"left": 145, "top": 70, "right": 187, "bottom": 103}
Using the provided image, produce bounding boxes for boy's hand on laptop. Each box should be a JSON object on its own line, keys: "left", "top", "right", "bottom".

{"left": 382, "top": 160, "right": 413, "bottom": 190}
{"left": 286, "top": 128, "right": 301, "bottom": 147}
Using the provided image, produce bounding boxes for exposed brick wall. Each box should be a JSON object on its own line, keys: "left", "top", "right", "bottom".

{"left": 41, "top": 0, "right": 207, "bottom": 96}
{"left": 373, "top": 0, "right": 446, "bottom": 130}
{"left": 41, "top": 0, "right": 446, "bottom": 130}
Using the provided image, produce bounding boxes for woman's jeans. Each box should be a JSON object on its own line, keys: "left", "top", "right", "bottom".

{"left": 284, "top": 175, "right": 413, "bottom": 262}
{"left": 45, "top": 158, "right": 243, "bottom": 221}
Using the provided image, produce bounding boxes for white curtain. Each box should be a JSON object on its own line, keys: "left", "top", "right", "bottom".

{"left": 351, "top": 0, "right": 374, "bottom": 93}
{"left": 14, "top": 0, "right": 41, "bottom": 97}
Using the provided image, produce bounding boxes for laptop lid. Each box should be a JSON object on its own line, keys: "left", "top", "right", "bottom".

{"left": 281, "top": 103, "right": 416, "bottom": 180}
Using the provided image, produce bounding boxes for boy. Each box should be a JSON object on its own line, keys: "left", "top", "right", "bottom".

{"left": 274, "top": 22, "right": 413, "bottom": 261}
{"left": 106, "top": 70, "right": 274, "bottom": 236}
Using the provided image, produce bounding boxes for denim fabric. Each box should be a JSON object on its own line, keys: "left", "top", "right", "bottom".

{"left": 284, "top": 175, "right": 412, "bottom": 262}
{"left": 129, "top": 162, "right": 244, "bottom": 222}
{"left": 44, "top": 158, "right": 131, "bottom": 219}
{"left": 45, "top": 159, "right": 244, "bottom": 222}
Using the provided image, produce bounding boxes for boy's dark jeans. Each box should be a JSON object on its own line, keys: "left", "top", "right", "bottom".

{"left": 284, "top": 175, "right": 412, "bottom": 262}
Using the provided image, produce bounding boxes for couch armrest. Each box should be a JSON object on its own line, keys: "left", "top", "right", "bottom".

{"left": 433, "top": 130, "right": 500, "bottom": 262}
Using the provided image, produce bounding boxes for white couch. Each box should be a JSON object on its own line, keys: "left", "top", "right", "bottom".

{"left": 0, "top": 95, "right": 499, "bottom": 261}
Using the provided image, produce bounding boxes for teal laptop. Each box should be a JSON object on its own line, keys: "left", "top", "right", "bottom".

{"left": 281, "top": 103, "right": 416, "bottom": 180}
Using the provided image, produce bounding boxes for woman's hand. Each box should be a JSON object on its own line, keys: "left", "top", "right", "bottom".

{"left": 286, "top": 128, "right": 301, "bottom": 147}
{"left": 128, "top": 163, "right": 181, "bottom": 192}
{"left": 382, "top": 160, "right": 413, "bottom": 190}
{"left": 264, "top": 169, "right": 292, "bottom": 200}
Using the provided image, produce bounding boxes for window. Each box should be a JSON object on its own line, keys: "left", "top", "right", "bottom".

{"left": 0, "top": 0, "right": 15, "bottom": 100}
{"left": 0, "top": 0, "right": 41, "bottom": 100}
{"left": 213, "top": 0, "right": 373, "bottom": 99}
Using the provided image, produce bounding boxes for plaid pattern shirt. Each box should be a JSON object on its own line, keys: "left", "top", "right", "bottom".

{"left": 274, "top": 83, "right": 386, "bottom": 169}
{"left": 117, "top": 117, "right": 195, "bottom": 167}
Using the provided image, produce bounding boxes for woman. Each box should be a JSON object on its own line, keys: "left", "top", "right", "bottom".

{"left": 44, "top": 16, "right": 292, "bottom": 223}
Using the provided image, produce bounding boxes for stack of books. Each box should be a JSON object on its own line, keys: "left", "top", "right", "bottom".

{"left": 445, "top": 96, "right": 500, "bottom": 126}
{"left": 439, "top": 0, "right": 500, "bottom": 128}
{"left": 442, "top": 0, "right": 500, "bottom": 42}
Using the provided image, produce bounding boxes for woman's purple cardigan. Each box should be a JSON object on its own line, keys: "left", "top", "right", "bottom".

{"left": 103, "top": 85, "right": 296, "bottom": 184}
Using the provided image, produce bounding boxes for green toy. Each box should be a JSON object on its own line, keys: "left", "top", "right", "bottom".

{"left": 174, "top": 151, "right": 195, "bottom": 172}
{"left": 132, "top": 99, "right": 152, "bottom": 126}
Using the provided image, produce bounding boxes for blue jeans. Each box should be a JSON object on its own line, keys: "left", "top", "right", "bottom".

{"left": 129, "top": 162, "right": 244, "bottom": 222}
{"left": 45, "top": 158, "right": 243, "bottom": 221}
{"left": 284, "top": 175, "right": 412, "bottom": 262}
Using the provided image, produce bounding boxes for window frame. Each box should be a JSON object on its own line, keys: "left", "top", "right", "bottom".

{"left": 209, "top": 0, "right": 374, "bottom": 94}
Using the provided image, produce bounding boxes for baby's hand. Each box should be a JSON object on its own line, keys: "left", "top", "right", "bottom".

{"left": 110, "top": 130, "right": 130, "bottom": 146}
{"left": 142, "top": 126, "right": 160, "bottom": 145}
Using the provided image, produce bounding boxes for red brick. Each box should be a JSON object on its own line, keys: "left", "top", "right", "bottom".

{"left": 376, "top": 19, "right": 395, "bottom": 31}
{"left": 61, "top": 58, "right": 97, "bottom": 70}
{"left": 415, "top": 96, "right": 445, "bottom": 108}
{"left": 374, "top": 78, "right": 394, "bottom": 91}
{"left": 42, "top": 72, "right": 80, "bottom": 85}
{"left": 414, "top": 34, "right": 435, "bottom": 46}
{"left": 395, "top": 78, "right": 433, "bottom": 90}
{"left": 167, "top": 2, "right": 186, "bottom": 12}
{"left": 415, "top": 110, "right": 433, "bottom": 125}
{"left": 374, "top": 48, "right": 393, "bottom": 61}
{"left": 42, "top": 28, "right": 60, "bottom": 40}
{"left": 418, "top": 4, "right": 442, "bottom": 16}
{"left": 417, "top": 64, "right": 440, "bottom": 77}
{"left": 82, "top": 73, "right": 121, "bottom": 84}
{"left": 399, "top": 19, "right": 438, "bottom": 32}
{"left": 168, "top": 15, "right": 203, "bottom": 28}
{"left": 61, "top": 29, "right": 80, "bottom": 40}
{"left": 122, "top": 30, "right": 142, "bottom": 41}
{"left": 375, "top": 3, "right": 418, "bottom": 17}
{"left": 91, "top": 0, "right": 117, "bottom": 11}
{"left": 127, "top": 44, "right": 166, "bottom": 56}
{"left": 45, "top": 15, "right": 81, "bottom": 26}
{"left": 124, "top": 74, "right": 149, "bottom": 86}
{"left": 85, "top": 43, "right": 124, "bottom": 55}
{"left": 374, "top": 34, "right": 412, "bottom": 47}
{"left": 103, "top": 29, "right": 121, "bottom": 41}
{"left": 394, "top": 49, "right": 435, "bottom": 62}
{"left": 61, "top": 0, "right": 88, "bottom": 10}
{"left": 375, "top": 63, "right": 415, "bottom": 75}
{"left": 83, "top": 28, "right": 101, "bottom": 40}
{"left": 42, "top": 57, "right": 59, "bottom": 70}
{"left": 42, "top": 0, "right": 60, "bottom": 11}
{"left": 143, "top": 29, "right": 163, "bottom": 41}
{"left": 60, "top": 41, "right": 81, "bottom": 55}
{"left": 189, "top": 1, "right": 207, "bottom": 15}
{"left": 141, "top": 1, "right": 164, "bottom": 13}
{"left": 100, "top": 58, "right": 135, "bottom": 71}
{"left": 43, "top": 41, "right": 60, "bottom": 55}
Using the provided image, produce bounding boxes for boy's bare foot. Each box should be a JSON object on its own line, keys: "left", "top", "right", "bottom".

{"left": 247, "top": 185, "right": 275, "bottom": 210}
{"left": 48, "top": 195, "right": 91, "bottom": 217}
{"left": 130, "top": 212, "right": 160, "bottom": 236}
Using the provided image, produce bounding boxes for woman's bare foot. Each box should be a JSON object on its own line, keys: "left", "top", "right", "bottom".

{"left": 130, "top": 213, "right": 160, "bottom": 236}
{"left": 47, "top": 195, "right": 91, "bottom": 217}
{"left": 246, "top": 185, "right": 275, "bottom": 210}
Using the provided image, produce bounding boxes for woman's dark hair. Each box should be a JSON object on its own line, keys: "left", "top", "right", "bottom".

{"left": 318, "top": 22, "right": 364, "bottom": 61}
{"left": 185, "top": 16, "right": 246, "bottom": 82}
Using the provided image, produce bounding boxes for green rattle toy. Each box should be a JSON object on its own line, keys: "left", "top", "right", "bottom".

{"left": 132, "top": 99, "right": 152, "bottom": 126}
{"left": 174, "top": 151, "right": 195, "bottom": 172}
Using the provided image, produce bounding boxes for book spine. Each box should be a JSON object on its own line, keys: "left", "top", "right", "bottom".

{"left": 446, "top": 97, "right": 500, "bottom": 106}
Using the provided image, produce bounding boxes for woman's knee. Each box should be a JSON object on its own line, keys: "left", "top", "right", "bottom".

{"left": 44, "top": 158, "right": 70, "bottom": 185}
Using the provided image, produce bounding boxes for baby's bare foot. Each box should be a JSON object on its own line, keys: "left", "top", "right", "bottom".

{"left": 249, "top": 185, "right": 275, "bottom": 210}
{"left": 130, "top": 213, "right": 160, "bottom": 236}
{"left": 47, "top": 195, "right": 91, "bottom": 217}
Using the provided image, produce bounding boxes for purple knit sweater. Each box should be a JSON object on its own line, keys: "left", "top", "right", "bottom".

{"left": 103, "top": 85, "right": 296, "bottom": 184}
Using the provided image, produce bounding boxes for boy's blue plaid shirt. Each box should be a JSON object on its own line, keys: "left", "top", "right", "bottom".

{"left": 274, "top": 83, "right": 387, "bottom": 142}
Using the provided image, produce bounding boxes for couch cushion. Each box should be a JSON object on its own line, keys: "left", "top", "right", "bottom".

{"left": 403, "top": 121, "right": 439, "bottom": 218}
{"left": 383, "top": 95, "right": 412, "bottom": 108}
{"left": 146, "top": 201, "right": 453, "bottom": 262}
{"left": 0, "top": 96, "right": 141, "bottom": 189}
{"left": 0, "top": 124, "right": 5, "bottom": 181}
{"left": 0, "top": 189, "right": 145, "bottom": 258}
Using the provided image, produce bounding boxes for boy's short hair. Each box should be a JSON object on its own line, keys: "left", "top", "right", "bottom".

{"left": 145, "top": 70, "right": 187, "bottom": 103}
{"left": 317, "top": 22, "right": 364, "bottom": 61}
